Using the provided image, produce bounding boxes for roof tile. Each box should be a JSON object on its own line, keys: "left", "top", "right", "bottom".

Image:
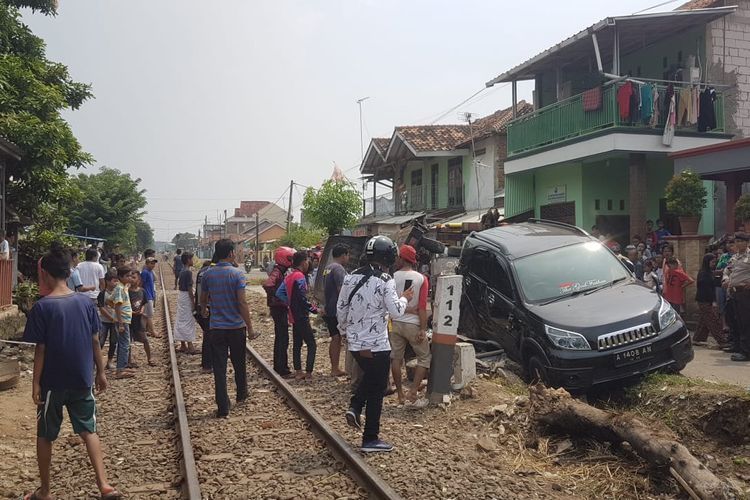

{"left": 394, "top": 125, "right": 471, "bottom": 153}
{"left": 677, "top": 0, "right": 723, "bottom": 10}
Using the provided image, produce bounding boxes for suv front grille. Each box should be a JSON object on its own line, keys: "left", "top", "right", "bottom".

{"left": 597, "top": 323, "right": 657, "bottom": 351}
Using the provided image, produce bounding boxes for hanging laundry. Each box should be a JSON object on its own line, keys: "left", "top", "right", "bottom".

{"left": 650, "top": 85, "right": 660, "bottom": 127}
{"left": 663, "top": 93, "right": 676, "bottom": 146}
{"left": 640, "top": 83, "right": 654, "bottom": 124}
{"left": 629, "top": 83, "right": 641, "bottom": 124}
{"left": 617, "top": 82, "right": 633, "bottom": 122}
{"left": 690, "top": 86, "right": 700, "bottom": 124}
{"left": 677, "top": 87, "right": 693, "bottom": 126}
{"left": 698, "top": 87, "right": 717, "bottom": 132}
{"left": 582, "top": 86, "right": 602, "bottom": 111}
{"left": 663, "top": 84, "right": 674, "bottom": 123}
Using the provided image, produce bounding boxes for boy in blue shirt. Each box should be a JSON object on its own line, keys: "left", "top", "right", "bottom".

{"left": 22, "top": 243, "right": 121, "bottom": 500}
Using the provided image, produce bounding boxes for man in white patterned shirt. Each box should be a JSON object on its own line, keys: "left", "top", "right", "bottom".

{"left": 337, "top": 235, "right": 412, "bottom": 453}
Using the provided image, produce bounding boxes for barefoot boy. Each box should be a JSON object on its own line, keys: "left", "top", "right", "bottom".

{"left": 22, "top": 243, "right": 121, "bottom": 499}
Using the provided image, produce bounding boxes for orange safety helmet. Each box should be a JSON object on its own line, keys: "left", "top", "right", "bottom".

{"left": 274, "top": 246, "right": 295, "bottom": 267}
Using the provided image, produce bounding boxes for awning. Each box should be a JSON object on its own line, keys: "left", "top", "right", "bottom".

{"left": 486, "top": 6, "right": 736, "bottom": 86}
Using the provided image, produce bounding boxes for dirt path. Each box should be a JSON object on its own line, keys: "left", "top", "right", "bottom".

{"left": 682, "top": 346, "right": 750, "bottom": 387}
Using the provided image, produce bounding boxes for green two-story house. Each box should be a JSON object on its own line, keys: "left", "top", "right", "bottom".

{"left": 489, "top": 5, "right": 739, "bottom": 241}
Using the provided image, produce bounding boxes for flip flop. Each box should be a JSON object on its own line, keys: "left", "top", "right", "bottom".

{"left": 115, "top": 372, "right": 135, "bottom": 379}
{"left": 248, "top": 331, "right": 261, "bottom": 341}
{"left": 100, "top": 486, "right": 123, "bottom": 499}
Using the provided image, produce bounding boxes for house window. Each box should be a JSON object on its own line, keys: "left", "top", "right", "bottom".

{"left": 431, "top": 164, "right": 439, "bottom": 209}
{"left": 619, "top": 200, "right": 625, "bottom": 211}
{"left": 410, "top": 168, "right": 423, "bottom": 210}
{"left": 607, "top": 199, "right": 613, "bottom": 211}
{"left": 595, "top": 199, "right": 600, "bottom": 210}
{"left": 448, "top": 158, "right": 463, "bottom": 208}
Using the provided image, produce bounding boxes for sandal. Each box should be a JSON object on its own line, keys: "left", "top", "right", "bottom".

{"left": 115, "top": 371, "right": 135, "bottom": 379}
{"left": 248, "top": 331, "right": 261, "bottom": 341}
{"left": 128, "top": 362, "right": 140, "bottom": 368}
{"left": 100, "top": 486, "right": 123, "bottom": 499}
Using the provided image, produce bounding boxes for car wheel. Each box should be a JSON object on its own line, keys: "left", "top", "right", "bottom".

{"left": 525, "top": 355, "right": 549, "bottom": 385}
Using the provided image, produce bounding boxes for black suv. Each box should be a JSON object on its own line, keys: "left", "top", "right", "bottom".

{"left": 457, "top": 219, "right": 693, "bottom": 392}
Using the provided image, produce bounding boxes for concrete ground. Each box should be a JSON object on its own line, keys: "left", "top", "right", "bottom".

{"left": 682, "top": 346, "right": 750, "bottom": 387}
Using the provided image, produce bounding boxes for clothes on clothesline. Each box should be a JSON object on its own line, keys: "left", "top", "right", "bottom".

{"left": 698, "top": 87, "right": 718, "bottom": 132}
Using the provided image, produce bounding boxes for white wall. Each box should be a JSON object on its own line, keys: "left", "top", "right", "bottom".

{"left": 464, "top": 137, "right": 497, "bottom": 211}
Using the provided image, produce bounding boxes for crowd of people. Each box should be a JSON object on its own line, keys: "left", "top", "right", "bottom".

{"left": 592, "top": 220, "right": 750, "bottom": 363}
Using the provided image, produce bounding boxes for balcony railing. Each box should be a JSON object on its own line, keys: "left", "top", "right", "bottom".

{"left": 506, "top": 82, "right": 725, "bottom": 157}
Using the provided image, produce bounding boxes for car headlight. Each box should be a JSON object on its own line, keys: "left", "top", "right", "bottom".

{"left": 658, "top": 297, "right": 677, "bottom": 331}
{"left": 544, "top": 325, "right": 591, "bottom": 350}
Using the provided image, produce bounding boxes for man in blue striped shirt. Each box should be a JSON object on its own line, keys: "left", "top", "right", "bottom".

{"left": 200, "top": 239, "right": 257, "bottom": 418}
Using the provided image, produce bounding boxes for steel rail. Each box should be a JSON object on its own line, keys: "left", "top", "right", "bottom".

{"left": 158, "top": 264, "right": 202, "bottom": 499}
{"left": 245, "top": 342, "right": 403, "bottom": 500}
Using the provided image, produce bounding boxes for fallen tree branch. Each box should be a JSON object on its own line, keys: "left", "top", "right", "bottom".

{"left": 528, "top": 384, "right": 737, "bottom": 500}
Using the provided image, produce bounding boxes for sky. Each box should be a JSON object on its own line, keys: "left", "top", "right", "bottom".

{"left": 23, "top": 0, "right": 679, "bottom": 242}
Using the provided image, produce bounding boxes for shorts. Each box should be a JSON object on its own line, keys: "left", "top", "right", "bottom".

{"left": 324, "top": 315, "right": 340, "bottom": 337}
{"left": 37, "top": 388, "right": 97, "bottom": 441}
{"left": 390, "top": 321, "right": 431, "bottom": 368}
{"left": 130, "top": 315, "right": 146, "bottom": 342}
{"left": 143, "top": 300, "right": 154, "bottom": 318}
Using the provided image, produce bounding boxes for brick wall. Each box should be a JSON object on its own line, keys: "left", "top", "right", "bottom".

{"left": 705, "top": 1, "right": 750, "bottom": 137}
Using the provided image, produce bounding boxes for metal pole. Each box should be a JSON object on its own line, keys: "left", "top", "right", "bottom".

{"left": 223, "top": 209, "right": 227, "bottom": 238}
{"left": 357, "top": 97, "right": 370, "bottom": 219}
{"left": 255, "top": 212, "right": 260, "bottom": 268}
{"left": 286, "top": 179, "right": 294, "bottom": 234}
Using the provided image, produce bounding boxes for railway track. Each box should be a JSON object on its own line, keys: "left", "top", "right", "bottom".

{"left": 158, "top": 263, "right": 400, "bottom": 499}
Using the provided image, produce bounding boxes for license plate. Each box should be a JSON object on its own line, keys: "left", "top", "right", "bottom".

{"left": 613, "top": 344, "right": 653, "bottom": 367}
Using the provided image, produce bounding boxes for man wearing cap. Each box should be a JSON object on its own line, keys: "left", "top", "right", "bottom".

{"left": 722, "top": 232, "right": 750, "bottom": 362}
{"left": 390, "top": 244, "right": 431, "bottom": 405}
{"left": 141, "top": 257, "right": 159, "bottom": 338}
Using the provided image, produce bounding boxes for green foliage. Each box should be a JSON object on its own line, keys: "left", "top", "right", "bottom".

{"left": 302, "top": 180, "right": 362, "bottom": 235}
{"left": 277, "top": 224, "right": 325, "bottom": 249}
{"left": 665, "top": 171, "right": 707, "bottom": 217}
{"left": 0, "top": 1, "right": 94, "bottom": 219}
{"left": 13, "top": 280, "right": 38, "bottom": 314}
{"left": 172, "top": 232, "right": 198, "bottom": 251}
{"left": 65, "top": 167, "right": 147, "bottom": 252}
{"left": 735, "top": 194, "right": 750, "bottom": 223}
{"left": 16, "top": 201, "right": 77, "bottom": 279}
{"left": 135, "top": 220, "right": 154, "bottom": 250}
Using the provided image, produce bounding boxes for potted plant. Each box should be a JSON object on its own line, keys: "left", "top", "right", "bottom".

{"left": 665, "top": 170, "right": 707, "bottom": 235}
{"left": 735, "top": 194, "right": 750, "bottom": 233}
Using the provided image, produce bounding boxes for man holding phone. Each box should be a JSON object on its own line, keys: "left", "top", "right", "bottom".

{"left": 390, "top": 244, "right": 430, "bottom": 405}
{"left": 337, "top": 235, "right": 412, "bottom": 453}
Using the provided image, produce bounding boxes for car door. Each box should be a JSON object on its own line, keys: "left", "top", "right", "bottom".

{"left": 458, "top": 245, "right": 486, "bottom": 338}
{"left": 485, "top": 255, "right": 522, "bottom": 358}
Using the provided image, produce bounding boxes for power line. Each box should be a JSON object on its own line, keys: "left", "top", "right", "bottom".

{"left": 632, "top": 0, "right": 678, "bottom": 15}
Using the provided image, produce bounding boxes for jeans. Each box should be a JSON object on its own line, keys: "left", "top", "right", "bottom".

{"left": 270, "top": 307, "right": 290, "bottom": 375}
{"left": 210, "top": 328, "right": 248, "bottom": 416}
{"left": 350, "top": 350, "right": 391, "bottom": 444}
{"left": 197, "top": 313, "right": 212, "bottom": 370}
{"left": 115, "top": 324, "right": 131, "bottom": 371}
{"left": 732, "top": 289, "right": 750, "bottom": 355}
{"left": 99, "top": 322, "right": 117, "bottom": 359}
{"left": 292, "top": 318, "right": 316, "bottom": 373}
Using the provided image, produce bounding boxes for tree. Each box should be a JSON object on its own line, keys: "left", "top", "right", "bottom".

{"left": 135, "top": 220, "right": 154, "bottom": 250}
{"left": 0, "top": 0, "right": 94, "bottom": 220}
{"left": 65, "top": 167, "right": 147, "bottom": 251}
{"left": 302, "top": 179, "right": 362, "bottom": 235}
{"left": 277, "top": 224, "right": 325, "bottom": 249}
{"left": 172, "top": 232, "right": 198, "bottom": 251}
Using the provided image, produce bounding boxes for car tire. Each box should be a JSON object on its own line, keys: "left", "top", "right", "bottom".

{"left": 525, "top": 355, "right": 549, "bottom": 386}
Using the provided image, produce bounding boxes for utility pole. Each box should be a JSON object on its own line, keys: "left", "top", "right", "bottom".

{"left": 462, "top": 112, "right": 481, "bottom": 211}
{"left": 255, "top": 212, "right": 260, "bottom": 268}
{"left": 223, "top": 209, "right": 227, "bottom": 238}
{"left": 286, "top": 179, "right": 294, "bottom": 234}
{"left": 357, "top": 97, "right": 370, "bottom": 219}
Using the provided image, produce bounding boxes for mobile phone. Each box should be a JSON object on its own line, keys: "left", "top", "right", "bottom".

{"left": 404, "top": 279, "right": 413, "bottom": 291}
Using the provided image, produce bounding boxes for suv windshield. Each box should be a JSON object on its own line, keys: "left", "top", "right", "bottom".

{"left": 512, "top": 241, "right": 630, "bottom": 303}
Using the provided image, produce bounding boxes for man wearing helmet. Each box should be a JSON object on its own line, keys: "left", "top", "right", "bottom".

{"left": 337, "top": 235, "right": 413, "bottom": 453}
{"left": 263, "top": 246, "right": 295, "bottom": 377}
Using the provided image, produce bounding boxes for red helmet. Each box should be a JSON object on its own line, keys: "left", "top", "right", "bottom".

{"left": 274, "top": 246, "right": 295, "bottom": 267}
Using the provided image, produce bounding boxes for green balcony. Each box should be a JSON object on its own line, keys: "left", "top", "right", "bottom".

{"left": 506, "top": 83, "right": 725, "bottom": 158}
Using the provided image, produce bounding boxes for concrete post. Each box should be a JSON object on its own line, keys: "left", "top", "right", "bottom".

{"left": 427, "top": 275, "right": 462, "bottom": 404}
{"left": 629, "top": 153, "right": 647, "bottom": 242}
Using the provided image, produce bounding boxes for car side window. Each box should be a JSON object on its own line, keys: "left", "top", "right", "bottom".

{"left": 468, "top": 248, "right": 490, "bottom": 282}
{"left": 487, "top": 257, "right": 514, "bottom": 299}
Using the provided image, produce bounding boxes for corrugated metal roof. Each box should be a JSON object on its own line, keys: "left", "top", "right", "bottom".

{"left": 486, "top": 6, "right": 736, "bottom": 86}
